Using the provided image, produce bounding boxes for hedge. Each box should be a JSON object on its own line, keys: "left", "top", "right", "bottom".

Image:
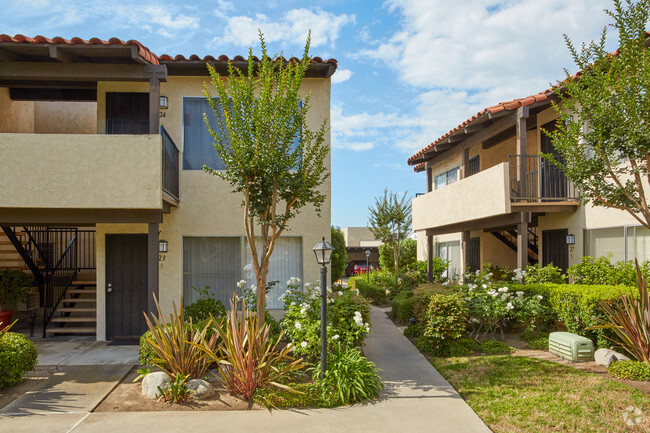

{"left": 509, "top": 283, "right": 633, "bottom": 348}
{"left": 348, "top": 277, "right": 386, "bottom": 304}
{"left": 0, "top": 332, "right": 38, "bottom": 388}
{"left": 391, "top": 291, "right": 414, "bottom": 322}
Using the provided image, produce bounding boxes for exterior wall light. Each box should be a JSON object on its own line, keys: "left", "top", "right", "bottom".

{"left": 159, "top": 239, "right": 169, "bottom": 253}
{"left": 566, "top": 234, "right": 575, "bottom": 245}
{"left": 159, "top": 96, "right": 169, "bottom": 109}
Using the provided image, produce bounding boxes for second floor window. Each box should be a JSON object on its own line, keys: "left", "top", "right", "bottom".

{"left": 183, "top": 97, "right": 226, "bottom": 171}
{"left": 434, "top": 166, "right": 459, "bottom": 189}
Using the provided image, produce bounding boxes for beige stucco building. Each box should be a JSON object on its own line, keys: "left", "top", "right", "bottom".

{"left": 408, "top": 89, "right": 645, "bottom": 280}
{"left": 0, "top": 35, "right": 336, "bottom": 341}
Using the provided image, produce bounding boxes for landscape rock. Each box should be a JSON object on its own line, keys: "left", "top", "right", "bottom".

{"left": 187, "top": 379, "right": 215, "bottom": 400}
{"left": 141, "top": 372, "right": 171, "bottom": 400}
{"left": 595, "top": 348, "right": 630, "bottom": 367}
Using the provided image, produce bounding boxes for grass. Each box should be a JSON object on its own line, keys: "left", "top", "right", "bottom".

{"left": 432, "top": 355, "right": 650, "bottom": 433}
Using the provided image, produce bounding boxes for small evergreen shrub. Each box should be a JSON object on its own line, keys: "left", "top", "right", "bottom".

{"left": 524, "top": 263, "right": 566, "bottom": 284}
{"left": 567, "top": 255, "right": 650, "bottom": 286}
{"left": 353, "top": 279, "right": 387, "bottom": 304}
{"left": 183, "top": 286, "right": 227, "bottom": 322}
{"left": 414, "top": 336, "right": 479, "bottom": 357}
{"left": 0, "top": 332, "right": 38, "bottom": 388}
{"left": 608, "top": 360, "right": 650, "bottom": 381}
{"left": 391, "top": 291, "right": 415, "bottom": 322}
{"left": 412, "top": 283, "right": 455, "bottom": 322}
{"left": 422, "top": 292, "right": 467, "bottom": 345}
{"left": 403, "top": 324, "right": 421, "bottom": 338}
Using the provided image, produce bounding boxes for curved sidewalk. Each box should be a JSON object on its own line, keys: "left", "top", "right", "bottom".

{"left": 1, "top": 306, "right": 491, "bottom": 433}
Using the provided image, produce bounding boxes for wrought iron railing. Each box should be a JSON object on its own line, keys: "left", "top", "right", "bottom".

{"left": 508, "top": 154, "right": 578, "bottom": 202}
{"left": 161, "top": 126, "right": 180, "bottom": 201}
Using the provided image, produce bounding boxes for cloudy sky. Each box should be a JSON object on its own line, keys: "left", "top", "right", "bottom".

{"left": 1, "top": 0, "right": 619, "bottom": 228}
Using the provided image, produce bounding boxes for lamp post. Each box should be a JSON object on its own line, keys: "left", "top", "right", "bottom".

{"left": 365, "top": 249, "right": 371, "bottom": 284}
{"left": 313, "top": 236, "right": 334, "bottom": 378}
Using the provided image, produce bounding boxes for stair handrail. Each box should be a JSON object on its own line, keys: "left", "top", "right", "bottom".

{"left": 42, "top": 231, "right": 78, "bottom": 337}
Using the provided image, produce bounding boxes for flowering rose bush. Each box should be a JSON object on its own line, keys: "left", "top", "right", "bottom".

{"left": 280, "top": 280, "right": 370, "bottom": 360}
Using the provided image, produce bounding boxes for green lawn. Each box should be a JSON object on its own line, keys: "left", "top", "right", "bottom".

{"left": 432, "top": 355, "right": 650, "bottom": 433}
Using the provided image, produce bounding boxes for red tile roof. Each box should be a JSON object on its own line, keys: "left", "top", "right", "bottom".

{"left": 0, "top": 34, "right": 337, "bottom": 70}
{"left": 407, "top": 90, "right": 551, "bottom": 166}
{"left": 0, "top": 34, "right": 159, "bottom": 64}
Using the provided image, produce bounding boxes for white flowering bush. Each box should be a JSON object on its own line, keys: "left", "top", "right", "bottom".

{"left": 280, "top": 280, "right": 370, "bottom": 360}
{"left": 462, "top": 270, "right": 553, "bottom": 337}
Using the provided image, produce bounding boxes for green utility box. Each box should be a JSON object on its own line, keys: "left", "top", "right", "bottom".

{"left": 548, "top": 332, "right": 594, "bottom": 362}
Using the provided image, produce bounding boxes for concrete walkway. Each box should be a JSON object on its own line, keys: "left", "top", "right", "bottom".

{"left": 1, "top": 307, "right": 491, "bottom": 433}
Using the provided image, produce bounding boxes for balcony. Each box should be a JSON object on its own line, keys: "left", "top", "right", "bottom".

{"left": 0, "top": 130, "right": 179, "bottom": 224}
{"left": 413, "top": 156, "right": 579, "bottom": 235}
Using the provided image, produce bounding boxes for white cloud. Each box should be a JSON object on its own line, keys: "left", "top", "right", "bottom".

{"left": 332, "top": 68, "right": 354, "bottom": 84}
{"left": 213, "top": 8, "right": 355, "bottom": 48}
{"left": 355, "top": 0, "right": 615, "bottom": 155}
{"left": 333, "top": 141, "right": 375, "bottom": 151}
{"left": 145, "top": 6, "right": 199, "bottom": 31}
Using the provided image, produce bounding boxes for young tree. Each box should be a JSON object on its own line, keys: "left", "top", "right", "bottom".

{"left": 548, "top": 0, "right": 650, "bottom": 228}
{"left": 378, "top": 238, "right": 417, "bottom": 272}
{"left": 330, "top": 226, "right": 347, "bottom": 284}
{"left": 368, "top": 188, "right": 412, "bottom": 275}
{"left": 203, "top": 31, "right": 329, "bottom": 321}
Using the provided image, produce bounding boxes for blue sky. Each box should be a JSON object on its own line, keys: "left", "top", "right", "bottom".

{"left": 2, "top": 0, "right": 618, "bottom": 228}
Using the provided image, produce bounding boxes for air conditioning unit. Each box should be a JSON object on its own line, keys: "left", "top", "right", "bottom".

{"left": 549, "top": 332, "right": 594, "bottom": 362}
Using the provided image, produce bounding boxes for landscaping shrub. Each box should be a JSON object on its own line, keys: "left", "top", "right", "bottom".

{"left": 281, "top": 281, "right": 371, "bottom": 361}
{"left": 403, "top": 324, "right": 421, "bottom": 338}
{"left": 415, "top": 335, "right": 479, "bottom": 357}
{"left": 523, "top": 263, "right": 566, "bottom": 284}
{"left": 521, "top": 330, "right": 550, "bottom": 350}
{"left": 0, "top": 331, "right": 37, "bottom": 388}
{"left": 422, "top": 292, "right": 467, "bottom": 346}
{"left": 391, "top": 290, "right": 414, "bottom": 322}
{"left": 183, "top": 286, "right": 226, "bottom": 322}
{"left": 567, "top": 255, "right": 650, "bottom": 286}
{"left": 254, "top": 382, "right": 334, "bottom": 409}
{"left": 312, "top": 343, "right": 383, "bottom": 405}
{"left": 369, "top": 269, "right": 422, "bottom": 298}
{"left": 412, "top": 283, "right": 454, "bottom": 322}
{"left": 608, "top": 360, "right": 650, "bottom": 381}
{"left": 349, "top": 278, "right": 386, "bottom": 304}
{"left": 510, "top": 282, "right": 631, "bottom": 347}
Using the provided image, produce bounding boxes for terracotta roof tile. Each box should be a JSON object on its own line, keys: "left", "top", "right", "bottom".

{"left": 159, "top": 53, "right": 338, "bottom": 69}
{"left": 0, "top": 34, "right": 159, "bottom": 64}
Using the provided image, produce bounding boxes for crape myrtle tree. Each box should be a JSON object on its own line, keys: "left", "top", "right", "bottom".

{"left": 203, "top": 31, "right": 329, "bottom": 321}
{"left": 548, "top": 0, "right": 650, "bottom": 229}
{"left": 330, "top": 226, "right": 347, "bottom": 284}
{"left": 368, "top": 188, "right": 412, "bottom": 276}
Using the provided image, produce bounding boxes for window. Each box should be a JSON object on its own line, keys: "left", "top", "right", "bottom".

{"left": 434, "top": 166, "right": 460, "bottom": 189}
{"left": 183, "top": 97, "right": 226, "bottom": 170}
{"left": 183, "top": 236, "right": 302, "bottom": 309}
{"left": 182, "top": 97, "right": 302, "bottom": 171}
{"left": 585, "top": 227, "right": 626, "bottom": 262}
{"left": 467, "top": 156, "right": 480, "bottom": 177}
{"left": 435, "top": 240, "right": 460, "bottom": 279}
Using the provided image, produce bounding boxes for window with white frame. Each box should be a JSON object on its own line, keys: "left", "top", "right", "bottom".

{"left": 183, "top": 236, "right": 302, "bottom": 309}
{"left": 435, "top": 240, "right": 461, "bottom": 280}
{"left": 434, "top": 166, "right": 460, "bottom": 190}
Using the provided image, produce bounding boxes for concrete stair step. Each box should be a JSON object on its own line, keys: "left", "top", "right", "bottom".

{"left": 47, "top": 327, "right": 96, "bottom": 334}
{"left": 62, "top": 298, "right": 96, "bottom": 303}
{"left": 56, "top": 307, "right": 96, "bottom": 313}
{"left": 68, "top": 288, "right": 96, "bottom": 294}
{"left": 50, "top": 316, "right": 96, "bottom": 323}
{"left": 71, "top": 280, "right": 97, "bottom": 286}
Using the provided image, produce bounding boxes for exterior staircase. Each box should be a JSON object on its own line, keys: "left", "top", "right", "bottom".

{"left": 0, "top": 230, "right": 33, "bottom": 271}
{"left": 47, "top": 278, "right": 97, "bottom": 335}
{"left": 489, "top": 227, "right": 539, "bottom": 266}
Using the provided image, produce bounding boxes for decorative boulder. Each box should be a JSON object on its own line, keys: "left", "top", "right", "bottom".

{"left": 142, "top": 372, "right": 171, "bottom": 400}
{"left": 595, "top": 348, "right": 631, "bottom": 367}
{"left": 187, "top": 379, "right": 215, "bottom": 400}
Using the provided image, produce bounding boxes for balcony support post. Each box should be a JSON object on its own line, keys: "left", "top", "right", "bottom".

{"left": 461, "top": 230, "right": 470, "bottom": 279}
{"left": 516, "top": 106, "right": 529, "bottom": 198}
{"left": 149, "top": 78, "right": 160, "bottom": 134}
{"left": 460, "top": 148, "right": 470, "bottom": 180}
{"left": 147, "top": 223, "right": 159, "bottom": 316}
{"left": 427, "top": 234, "right": 434, "bottom": 282}
{"left": 517, "top": 212, "right": 529, "bottom": 270}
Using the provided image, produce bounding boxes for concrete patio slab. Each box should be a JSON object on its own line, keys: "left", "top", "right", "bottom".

{"left": 35, "top": 341, "right": 139, "bottom": 366}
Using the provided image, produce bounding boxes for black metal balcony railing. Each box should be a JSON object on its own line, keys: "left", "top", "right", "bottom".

{"left": 508, "top": 155, "right": 578, "bottom": 202}
{"left": 161, "top": 126, "right": 180, "bottom": 201}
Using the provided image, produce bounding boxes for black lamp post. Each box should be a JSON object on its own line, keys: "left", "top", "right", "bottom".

{"left": 365, "top": 249, "right": 371, "bottom": 284}
{"left": 313, "top": 236, "right": 334, "bottom": 378}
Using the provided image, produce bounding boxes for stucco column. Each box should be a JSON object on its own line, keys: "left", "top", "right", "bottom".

{"left": 461, "top": 231, "right": 470, "bottom": 277}
{"left": 516, "top": 106, "right": 529, "bottom": 198}
{"left": 517, "top": 212, "right": 529, "bottom": 270}
{"left": 147, "top": 223, "right": 159, "bottom": 314}
{"left": 427, "top": 234, "right": 433, "bottom": 282}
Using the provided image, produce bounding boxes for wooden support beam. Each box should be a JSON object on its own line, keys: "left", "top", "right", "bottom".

{"left": 149, "top": 78, "right": 160, "bottom": 134}
{"left": 426, "top": 166, "right": 433, "bottom": 193}
{"left": 460, "top": 147, "right": 470, "bottom": 180}
{"left": 427, "top": 234, "right": 434, "bottom": 282}
{"left": 0, "top": 62, "right": 167, "bottom": 82}
{"left": 147, "top": 223, "right": 159, "bottom": 316}
{"left": 425, "top": 212, "right": 523, "bottom": 236}
{"left": 49, "top": 46, "right": 82, "bottom": 63}
{"left": 131, "top": 46, "right": 149, "bottom": 65}
{"left": 0, "top": 47, "right": 23, "bottom": 62}
{"left": 516, "top": 106, "right": 530, "bottom": 199}
{"left": 0, "top": 208, "right": 162, "bottom": 225}
{"left": 516, "top": 212, "right": 529, "bottom": 270}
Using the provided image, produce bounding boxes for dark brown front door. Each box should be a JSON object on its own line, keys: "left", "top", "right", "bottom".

{"left": 542, "top": 229, "right": 569, "bottom": 274}
{"left": 540, "top": 120, "right": 568, "bottom": 199}
{"left": 467, "top": 237, "right": 480, "bottom": 272}
{"left": 106, "top": 92, "right": 149, "bottom": 134}
{"left": 106, "top": 234, "right": 148, "bottom": 339}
